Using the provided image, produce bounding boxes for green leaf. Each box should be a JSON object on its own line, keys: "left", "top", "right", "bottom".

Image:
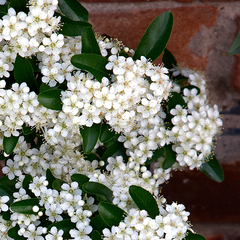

{"left": 47, "top": 219, "right": 76, "bottom": 238}
{"left": 186, "top": 231, "right": 206, "bottom": 240}
{"left": 162, "top": 144, "right": 176, "bottom": 169}
{"left": 0, "top": 185, "right": 14, "bottom": 204}
{"left": 60, "top": 15, "right": 92, "bottom": 37}
{"left": 46, "top": 169, "right": 56, "bottom": 188}
{"left": 98, "top": 202, "right": 125, "bottom": 227}
{"left": 162, "top": 48, "right": 177, "bottom": 69}
{"left": 80, "top": 123, "right": 101, "bottom": 154}
{"left": 8, "top": 225, "right": 25, "bottom": 240}
{"left": 91, "top": 230, "right": 102, "bottom": 240}
{"left": 81, "top": 27, "right": 101, "bottom": 55}
{"left": 71, "top": 174, "right": 89, "bottom": 189}
{"left": 168, "top": 92, "right": 187, "bottom": 114}
{"left": 101, "top": 141, "right": 127, "bottom": 161}
{"left": 228, "top": 30, "right": 240, "bottom": 56}
{"left": 145, "top": 147, "right": 165, "bottom": 166}
{"left": 58, "top": 0, "right": 88, "bottom": 22}
{"left": 90, "top": 215, "right": 109, "bottom": 233}
{"left": 11, "top": 198, "right": 39, "bottom": 215}
{"left": 85, "top": 153, "right": 100, "bottom": 162}
{"left": 10, "top": 0, "right": 28, "bottom": 13}
{"left": 200, "top": 155, "right": 224, "bottom": 183}
{"left": 22, "top": 124, "right": 35, "bottom": 135}
{"left": 3, "top": 135, "right": 19, "bottom": 155}
{"left": 133, "top": 11, "right": 173, "bottom": 61}
{"left": 2, "top": 210, "right": 11, "bottom": 221}
{"left": 103, "top": 133, "right": 120, "bottom": 147}
{"left": 39, "top": 83, "right": 59, "bottom": 92}
{"left": 52, "top": 179, "right": 66, "bottom": 191}
{"left": 38, "top": 89, "right": 62, "bottom": 111}
{"left": 83, "top": 182, "right": 113, "bottom": 202}
{"left": 71, "top": 53, "right": 111, "bottom": 82}
{"left": 14, "top": 55, "right": 38, "bottom": 93}
{"left": 99, "top": 123, "right": 116, "bottom": 143}
{"left": 0, "top": 176, "right": 17, "bottom": 193}
{"left": 129, "top": 185, "right": 159, "bottom": 218}
{"left": 22, "top": 175, "right": 34, "bottom": 198}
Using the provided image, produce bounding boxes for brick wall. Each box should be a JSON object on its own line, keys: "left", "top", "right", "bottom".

{"left": 81, "top": 0, "right": 240, "bottom": 239}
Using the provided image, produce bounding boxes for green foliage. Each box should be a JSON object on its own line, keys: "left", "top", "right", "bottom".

{"left": 58, "top": 0, "right": 89, "bottom": 22}
{"left": 200, "top": 155, "right": 224, "bottom": 183}
{"left": 60, "top": 15, "right": 92, "bottom": 37}
{"left": 38, "top": 89, "right": 62, "bottom": 111}
{"left": 162, "top": 48, "right": 177, "bottom": 69}
{"left": 3, "top": 135, "right": 19, "bottom": 155}
{"left": 228, "top": 30, "right": 240, "bottom": 56}
{"left": 80, "top": 123, "right": 101, "bottom": 154}
{"left": 14, "top": 55, "right": 38, "bottom": 93}
{"left": 10, "top": 0, "right": 28, "bottom": 13}
{"left": 0, "top": 185, "right": 14, "bottom": 204}
{"left": 46, "top": 169, "right": 56, "bottom": 189}
{"left": 10, "top": 198, "right": 39, "bottom": 215}
{"left": 52, "top": 179, "right": 66, "bottom": 191}
{"left": 98, "top": 202, "right": 125, "bottom": 227}
{"left": 101, "top": 141, "right": 127, "bottom": 161}
{"left": 47, "top": 219, "right": 76, "bottom": 238}
{"left": 168, "top": 92, "right": 187, "bottom": 114}
{"left": 71, "top": 174, "right": 89, "bottom": 190}
{"left": 22, "top": 124, "right": 35, "bottom": 135}
{"left": 91, "top": 230, "right": 102, "bottom": 240}
{"left": 8, "top": 225, "right": 25, "bottom": 240}
{"left": 145, "top": 147, "right": 165, "bottom": 166}
{"left": 162, "top": 144, "right": 176, "bottom": 169}
{"left": 82, "top": 27, "right": 101, "bottom": 55}
{"left": 99, "top": 123, "right": 116, "bottom": 143}
{"left": 0, "top": 176, "right": 17, "bottom": 193}
{"left": 90, "top": 215, "right": 109, "bottom": 233}
{"left": 129, "top": 185, "right": 159, "bottom": 218}
{"left": 134, "top": 11, "right": 173, "bottom": 61}
{"left": 82, "top": 182, "right": 113, "bottom": 202}
{"left": 71, "top": 53, "right": 111, "bottom": 82}
{"left": 186, "top": 231, "right": 207, "bottom": 240}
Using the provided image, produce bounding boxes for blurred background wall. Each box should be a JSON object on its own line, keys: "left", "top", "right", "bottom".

{"left": 81, "top": 0, "right": 240, "bottom": 239}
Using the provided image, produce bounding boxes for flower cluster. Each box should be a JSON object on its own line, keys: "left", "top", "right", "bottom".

{"left": 0, "top": 0, "right": 223, "bottom": 239}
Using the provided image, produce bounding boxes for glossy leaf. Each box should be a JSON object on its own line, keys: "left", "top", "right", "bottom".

{"left": 46, "top": 169, "right": 56, "bottom": 188}
{"left": 91, "top": 230, "right": 102, "bottom": 240}
{"left": 83, "top": 182, "right": 113, "bottom": 202}
{"left": 10, "top": 0, "right": 28, "bottom": 13}
{"left": 0, "top": 176, "right": 17, "bottom": 192}
{"left": 228, "top": 30, "right": 240, "bottom": 56}
{"left": 200, "top": 155, "right": 224, "bottom": 183}
{"left": 38, "top": 89, "right": 62, "bottom": 111}
{"left": 71, "top": 174, "right": 89, "bottom": 189}
{"left": 0, "top": 4, "right": 7, "bottom": 18}
{"left": 103, "top": 133, "right": 120, "bottom": 147}
{"left": 85, "top": 153, "right": 100, "bottom": 162}
{"left": 52, "top": 179, "right": 66, "bottom": 191}
{"left": 186, "top": 231, "right": 206, "bottom": 240}
{"left": 8, "top": 225, "right": 25, "bottom": 240}
{"left": 162, "top": 144, "right": 176, "bottom": 169}
{"left": 39, "top": 83, "right": 59, "bottom": 92}
{"left": 47, "top": 219, "right": 76, "bottom": 238}
{"left": 22, "top": 124, "right": 35, "bottom": 135}
{"left": 0, "top": 185, "right": 14, "bottom": 204}
{"left": 80, "top": 123, "right": 101, "bottom": 154}
{"left": 101, "top": 141, "right": 127, "bottom": 161}
{"left": 3, "top": 135, "right": 19, "bottom": 155}
{"left": 71, "top": 53, "right": 111, "bottom": 82}
{"left": 90, "top": 215, "right": 109, "bottom": 233}
{"left": 98, "top": 202, "right": 125, "bottom": 227}
{"left": 82, "top": 27, "right": 101, "bottom": 55}
{"left": 162, "top": 48, "right": 177, "bottom": 69}
{"left": 133, "top": 11, "right": 173, "bottom": 61}
{"left": 11, "top": 198, "right": 39, "bottom": 215}
{"left": 14, "top": 55, "right": 38, "bottom": 93}
{"left": 145, "top": 147, "right": 165, "bottom": 166}
{"left": 2, "top": 211, "right": 11, "bottom": 221}
{"left": 60, "top": 15, "right": 91, "bottom": 37}
{"left": 129, "top": 185, "right": 159, "bottom": 218}
{"left": 99, "top": 123, "right": 116, "bottom": 143}
{"left": 58, "top": 0, "right": 88, "bottom": 22}
{"left": 22, "top": 175, "right": 34, "bottom": 198}
{"left": 168, "top": 92, "right": 187, "bottom": 114}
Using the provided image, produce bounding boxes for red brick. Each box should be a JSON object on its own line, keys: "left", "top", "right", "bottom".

{"left": 207, "top": 234, "right": 224, "bottom": 240}
{"left": 82, "top": 0, "right": 194, "bottom": 2}
{"left": 161, "top": 162, "right": 240, "bottom": 223}
{"left": 89, "top": 5, "right": 217, "bottom": 70}
{"left": 201, "top": 0, "right": 239, "bottom": 2}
